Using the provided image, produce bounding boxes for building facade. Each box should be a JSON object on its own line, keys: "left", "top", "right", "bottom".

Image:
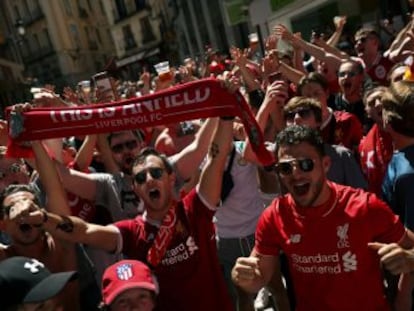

{"left": 1, "top": 0, "right": 114, "bottom": 91}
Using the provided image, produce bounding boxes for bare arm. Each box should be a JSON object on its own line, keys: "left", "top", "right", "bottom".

{"left": 73, "top": 134, "right": 97, "bottom": 171}
{"left": 32, "top": 141, "right": 71, "bottom": 216}
{"left": 171, "top": 117, "right": 219, "bottom": 181}
{"left": 274, "top": 24, "right": 343, "bottom": 70}
{"left": 96, "top": 133, "right": 119, "bottom": 173}
{"left": 243, "top": 81, "right": 288, "bottom": 164}
{"left": 197, "top": 118, "right": 233, "bottom": 206}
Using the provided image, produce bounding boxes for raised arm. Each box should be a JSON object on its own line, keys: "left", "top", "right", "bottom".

{"left": 197, "top": 117, "right": 233, "bottom": 206}
{"left": 171, "top": 117, "right": 219, "bottom": 181}
{"left": 274, "top": 24, "right": 343, "bottom": 70}
{"left": 72, "top": 134, "right": 97, "bottom": 172}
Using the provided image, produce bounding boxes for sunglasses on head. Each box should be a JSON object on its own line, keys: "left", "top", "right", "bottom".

{"left": 134, "top": 167, "right": 164, "bottom": 185}
{"left": 285, "top": 108, "right": 313, "bottom": 121}
{"left": 274, "top": 158, "right": 315, "bottom": 176}
{"left": 111, "top": 140, "right": 138, "bottom": 153}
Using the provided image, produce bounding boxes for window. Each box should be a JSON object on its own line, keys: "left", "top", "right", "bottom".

{"left": 69, "top": 24, "right": 80, "bottom": 48}
{"left": 63, "top": 0, "right": 72, "bottom": 16}
{"left": 140, "top": 16, "right": 155, "bottom": 43}
{"left": 43, "top": 29, "right": 52, "bottom": 48}
{"left": 122, "top": 25, "right": 136, "bottom": 49}
{"left": 115, "top": 0, "right": 127, "bottom": 19}
{"left": 135, "top": 0, "right": 146, "bottom": 11}
{"left": 33, "top": 34, "right": 40, "bottom": 50}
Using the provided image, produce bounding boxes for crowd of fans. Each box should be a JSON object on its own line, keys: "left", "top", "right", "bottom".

{"left": 3, "top": 11, "right": 414, "bottom": 311}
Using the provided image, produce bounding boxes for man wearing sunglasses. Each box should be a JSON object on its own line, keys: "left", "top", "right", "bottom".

{"left": 283, "top": 96, "right": 367, "bottom": 189}
{"left": 16, "top": 118, "right": 235, "bottom": 311}
{"left": 233, "top": 125, "right": 414, "bottom": 311}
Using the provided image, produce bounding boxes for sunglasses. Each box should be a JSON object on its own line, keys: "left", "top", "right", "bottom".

{"left": 285, "top": 108, "right": 313, "bottom": 121}
{"left": 0, "top": 163, "right": 25, "bottom": 179}
{"left": 111, "top": 140, "right": 138, "bottom": 153}
{"left": 134, "top": 167, "right": 164, "bottom": 185}
{"left": 337, "top": 71, "right": 359, "bottom": 78}
{"left": 274, "top": 158, "right": 314, "bottom": 176}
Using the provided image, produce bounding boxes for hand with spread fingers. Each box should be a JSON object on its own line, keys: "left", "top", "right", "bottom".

{"left": 368, "top": 242, "right": 414, "bottom": 275}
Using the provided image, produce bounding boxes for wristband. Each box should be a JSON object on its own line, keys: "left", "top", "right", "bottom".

{"left": 220, "top": 116, "right": 235, "bottom": 120}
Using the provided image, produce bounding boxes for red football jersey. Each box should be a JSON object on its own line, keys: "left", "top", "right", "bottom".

{"left": 255, "top": 182, "right": 404, "bottom": 311}
{"left": 115, "top": 190, "right": 233, "bottom": 311}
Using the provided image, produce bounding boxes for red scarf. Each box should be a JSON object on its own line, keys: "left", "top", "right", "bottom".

{"left": 6, "top": 78, "right": 274, "bottom": 166}
{"left": 147, "top": 204, "right": 177, "bottom": 267}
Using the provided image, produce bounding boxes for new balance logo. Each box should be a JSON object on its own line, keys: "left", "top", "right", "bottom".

{"left": 289, "top": 234, "right": 301, "bottom": 244}
{"left": 24, "top": 259, "right": 45, "bottom": 274}
{"left": 342, "top": 251, "right": 357, "bottom": 272}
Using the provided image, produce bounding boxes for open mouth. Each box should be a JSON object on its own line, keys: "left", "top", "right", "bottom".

{"left": 149, "top": 189, "right": 160, "bottom": 200}
{"left": 293, "top": 182, "right": 310, "bottom": 196}
{"left": 19, "top": 223, "right": 32, "bottom": 233}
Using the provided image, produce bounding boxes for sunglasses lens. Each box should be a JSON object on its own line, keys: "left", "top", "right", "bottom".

{"left": 134, "top": 172, "right": 147, "bottom": 184}
{"left": 285, "top": 108, "right": 312, "bottom": 121}
{"left": 299, "top": 159, "right": 314, "bottom": 172}
{"left": 111, "top": 144, "right": 123, "bottom": 153}
{"left": 126, "top": 140, "right": 138, "bottom": 150}
{"left": 275, "top": 162, "right": 293, "bottom": 175}
{"left": 149, "top": 167, "right": 163, "bottom": 180}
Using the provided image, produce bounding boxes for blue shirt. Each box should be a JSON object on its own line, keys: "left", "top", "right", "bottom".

{"left": 382, "top": 144, "right": 414, "bottom": 229}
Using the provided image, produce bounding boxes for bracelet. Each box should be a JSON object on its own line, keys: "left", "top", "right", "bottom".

{"left": 220, "top": 116, "right": 235, "bottom": 120}
{"left": 56, "top": 215, "right": 74, "bottom": 233}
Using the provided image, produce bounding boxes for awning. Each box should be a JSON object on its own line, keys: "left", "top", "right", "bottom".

{"left": 145, "top": 47, "right": 160, "bottom": 58}
{"left": 115, "top": 50, "right": 146, "bottom": 68}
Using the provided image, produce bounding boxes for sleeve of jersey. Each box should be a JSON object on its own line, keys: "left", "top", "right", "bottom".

{"left": 254, "top": 202, "right": 282, "bottom": 256}
{"left": 113, "top": 219, "right": 135, "bottom": 255}
{"left": 367, "top": 194, "right": 406, "bottom": 243}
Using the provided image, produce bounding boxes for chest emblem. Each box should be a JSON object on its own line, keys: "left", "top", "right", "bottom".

{"left": 337, "top": 223, "right": 350, "bottom": 248}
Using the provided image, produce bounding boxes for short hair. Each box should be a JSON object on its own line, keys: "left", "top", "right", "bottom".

{"left": 0, "top": 184, "right": 41, "bottom": 219}
{"left": 275, "top": 125, "right": 325, "bottom": 157}
{"left": 362, "top": 85, "right": 387, "bottom": 106}
{"left": 283, "top": 96, "right": 322, "bottom": 123}
{"left": 339, "top": 59, "right": 364, "bottom": 75}
{"left": 107, "top": 130, "right": 144, "bottom": 145}
{"left": 133, "top": 147, "right": 173, "bottom": 174}
{"left": 382, "top": 80, "right": 414, "bottom": 137}
{"left": 297, "top": 72, "right": 329, "bottom": 94}
{"left": 355, "top": 27, "right": 380, "bottom": 40}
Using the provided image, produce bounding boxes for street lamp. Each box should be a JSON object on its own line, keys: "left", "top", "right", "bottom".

{"left": 15, "top": 19, "right": 26, "bottom": 40}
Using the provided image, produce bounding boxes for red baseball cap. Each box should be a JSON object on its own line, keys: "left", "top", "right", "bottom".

{"left": 102, "top": 260, "right": 159, "bottom": 305}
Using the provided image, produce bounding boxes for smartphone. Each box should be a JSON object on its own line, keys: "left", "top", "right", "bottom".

{"left": 93, "top": 71, "right": 115, "bottom": 99}
{"left": 268, "top": 72, "right": 283, "bottom": 84}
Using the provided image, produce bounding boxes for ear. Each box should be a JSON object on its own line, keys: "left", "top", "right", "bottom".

{"left": 322, "top": 155, "right": 331, "bottom": 174}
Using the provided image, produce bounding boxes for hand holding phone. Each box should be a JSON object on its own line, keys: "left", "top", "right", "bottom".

{"left": 93, "top": 71, "right": 116, "bottom": 101}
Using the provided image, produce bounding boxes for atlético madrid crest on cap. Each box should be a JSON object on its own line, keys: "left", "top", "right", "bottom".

{"left": 116, "top": 263, "right": 133, "bottom": 281}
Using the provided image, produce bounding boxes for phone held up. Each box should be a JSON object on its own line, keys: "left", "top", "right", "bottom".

{"left": 93, "top": 71, "right": 116, "bottom": 101}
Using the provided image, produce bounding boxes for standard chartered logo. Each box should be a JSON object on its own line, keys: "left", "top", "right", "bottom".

{"left": 291, "top": 251, "right": 358, "bottom": 274}
{"left": 342, "top": 251, "right": 357, "bottom": 272}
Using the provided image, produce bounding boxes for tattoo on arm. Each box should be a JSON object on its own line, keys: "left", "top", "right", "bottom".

{"left": 56, "top": 215, "right": 74, "bottom": 233}
{"left": 209, "top": 142, "right": 219, "bottom": 159}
